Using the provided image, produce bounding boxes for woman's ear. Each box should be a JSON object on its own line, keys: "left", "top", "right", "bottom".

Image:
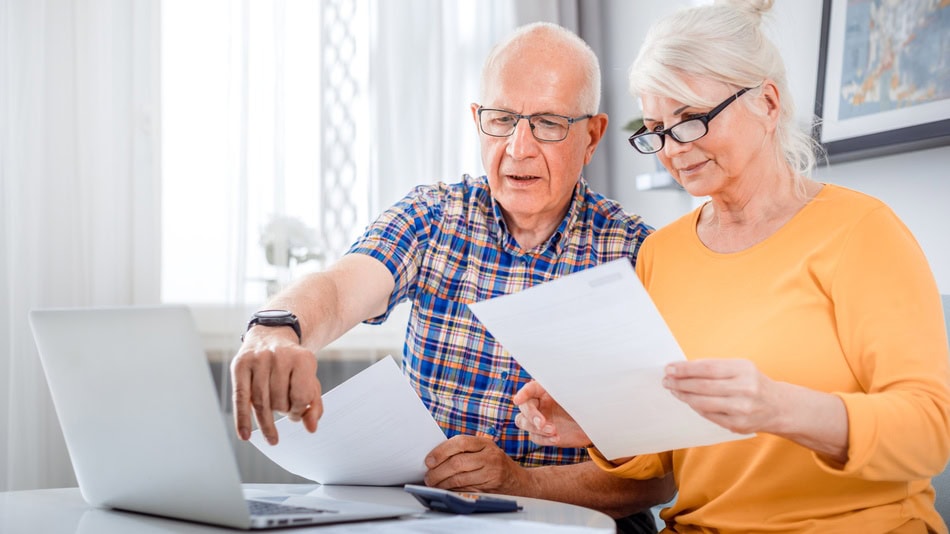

{"left": 761, "top": 81, "right": 781, "bottom": 120}
{"left": 757, "top": 81, "right": 781, "bottom": 134}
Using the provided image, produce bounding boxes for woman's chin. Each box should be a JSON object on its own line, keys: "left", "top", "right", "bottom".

{"left": 678, "top": 176, "right": 716, "bottom": 198}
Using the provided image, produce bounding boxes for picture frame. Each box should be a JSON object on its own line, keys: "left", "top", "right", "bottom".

{"left": 813, "top": 0, "right": 950, "bottom": 164}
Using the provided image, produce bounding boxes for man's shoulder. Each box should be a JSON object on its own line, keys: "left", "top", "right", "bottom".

{"left": 579, "top": 184, "right": 651, "bottom": 231}
{"left": 408, "top": 174, "right": 490, "bottom": 204}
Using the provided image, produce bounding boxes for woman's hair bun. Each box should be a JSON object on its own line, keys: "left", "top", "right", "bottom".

{"left": 716, "top": 0, "right": 774, "bottom": 20}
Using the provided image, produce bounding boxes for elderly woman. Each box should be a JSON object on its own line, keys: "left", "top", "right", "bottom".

{"left": 513, "top": 0, "right": 950, "bottom": 531}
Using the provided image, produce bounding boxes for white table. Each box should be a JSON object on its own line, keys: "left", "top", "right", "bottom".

{"left": 0, "top": 483, "right": 616, "bottom": 533}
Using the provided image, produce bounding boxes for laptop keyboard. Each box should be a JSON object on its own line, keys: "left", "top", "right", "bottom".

{"left": 247, "top": 499, "right": 337, "bottom": 516}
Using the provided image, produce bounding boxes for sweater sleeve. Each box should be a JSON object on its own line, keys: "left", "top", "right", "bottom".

{"left": 821, "top": 206, "right": 950, "bottom": 480}
{"left": 588, "top": 447, "right": 674, "bottom": 479}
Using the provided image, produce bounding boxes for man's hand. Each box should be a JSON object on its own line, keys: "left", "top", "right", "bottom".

{"left": 230, "top": 327, "right": 323, "bottom": 445}
{"left": 423, "top": 436, "right": 534, "bottom": 494}
{"left": 513, "top": 380, "right": 591, "bottom": 448}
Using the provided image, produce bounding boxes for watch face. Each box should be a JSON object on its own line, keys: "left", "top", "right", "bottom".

{"left": 256, "top": 310, "right": 292, "bottom": 319}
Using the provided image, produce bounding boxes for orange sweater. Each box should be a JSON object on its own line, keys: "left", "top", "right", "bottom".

{"left": 593, "top": 185, "right": 950, "bottom": 533}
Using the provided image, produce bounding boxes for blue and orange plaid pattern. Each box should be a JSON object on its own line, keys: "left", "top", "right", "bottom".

{"left": 347, "top": 174, "right": 652, "bottom": 467}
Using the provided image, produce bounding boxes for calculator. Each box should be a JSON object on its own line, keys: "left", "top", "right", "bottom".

{"left": 403, "top": 484, "right": 523, "bottom": 514}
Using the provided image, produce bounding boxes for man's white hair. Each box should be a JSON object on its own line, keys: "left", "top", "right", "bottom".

{"left": 480, "top": 22, "right": 601, "bottom": 115}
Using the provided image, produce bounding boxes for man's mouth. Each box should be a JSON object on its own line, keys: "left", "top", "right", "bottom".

{"left": 507, "top": 174, "right": 540, "bottom": 181}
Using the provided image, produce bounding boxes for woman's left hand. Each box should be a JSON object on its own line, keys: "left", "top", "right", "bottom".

{"left": 665, "top": 358, "right": 850, "bottom": 464}
{"left": 663, "top": 359, "right": 784, "bottom": 435}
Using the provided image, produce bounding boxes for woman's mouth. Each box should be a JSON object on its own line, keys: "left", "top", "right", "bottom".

{"left": 678, "top": 160, "right": 707, "bottom": 176}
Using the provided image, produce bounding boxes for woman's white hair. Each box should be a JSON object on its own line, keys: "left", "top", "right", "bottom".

{"left": 481, "top": 22, "right": 601, "bottom": 115}
{"left": 629, "top": 0, "right": 822, "bottom": 177}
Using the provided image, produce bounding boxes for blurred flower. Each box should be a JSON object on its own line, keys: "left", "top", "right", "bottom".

{"left": 259, "top": 215, "right": 324, "bottom": 267}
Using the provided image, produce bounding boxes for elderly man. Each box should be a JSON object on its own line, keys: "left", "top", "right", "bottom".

{"left": 232, "top": 21, "right": 671, "bottom": 533}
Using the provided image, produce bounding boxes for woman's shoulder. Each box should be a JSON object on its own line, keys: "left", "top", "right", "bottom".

{"left": 814, "top": 183, "right": 888, "bottom": 213}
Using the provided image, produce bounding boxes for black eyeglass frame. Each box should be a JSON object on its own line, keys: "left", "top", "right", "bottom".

{"left": 476, "top": 107, "right": 593, "bottom": 143}
{"left": 627, "top": 86, "right": 754, "bottom": 154}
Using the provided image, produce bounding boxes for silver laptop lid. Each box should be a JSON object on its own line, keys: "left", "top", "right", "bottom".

{"left": 30, "top": 306, "right": 254, "bottom": 529}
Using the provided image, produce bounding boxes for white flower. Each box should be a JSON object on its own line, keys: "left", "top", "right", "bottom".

{"left": 259, "top": 215, "right": 323, "bottom": 266}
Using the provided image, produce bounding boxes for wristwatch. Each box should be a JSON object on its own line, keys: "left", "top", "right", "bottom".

{"left": 242, "top": 309, "right": 302, "bottom": 343}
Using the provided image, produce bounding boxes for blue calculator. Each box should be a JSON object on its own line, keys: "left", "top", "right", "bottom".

{"left": 404, "top": 484, "right": 522, "bottom": 514}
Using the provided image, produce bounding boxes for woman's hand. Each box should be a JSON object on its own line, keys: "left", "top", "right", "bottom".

{"left": 513, "top": 380, "right": 592, "bottom": 448}
{"left": 664, "top": 359, "right": 848, "bottom": 464}
{"left": 663, "top": 359, "right": 781, "bottom": 435}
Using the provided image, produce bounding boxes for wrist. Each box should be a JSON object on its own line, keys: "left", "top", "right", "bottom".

{"left": 242, "top": 309, "right": 302, "bottom": 343}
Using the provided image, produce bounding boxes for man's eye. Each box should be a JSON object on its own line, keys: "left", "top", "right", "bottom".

{"left": 493, "top": 114, "right": 516, "bottom": 125}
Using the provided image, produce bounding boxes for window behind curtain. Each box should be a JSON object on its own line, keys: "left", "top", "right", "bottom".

{"left": 161, "top": 0, "right": 369, "bottom": 305}
{"left": 161, "top": 0, "right": 516, "bottom": 307}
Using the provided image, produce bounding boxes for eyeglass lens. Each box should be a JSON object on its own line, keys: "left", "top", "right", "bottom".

{"left": 479, "top": 109, "right": 579, "bottom": 142}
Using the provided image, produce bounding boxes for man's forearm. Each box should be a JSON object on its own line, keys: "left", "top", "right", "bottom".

{"left": 522, "top": 461, "right": 674, "bottom": 518}
{"left": 261, "top": 254, "right": 395, "bottom": 351}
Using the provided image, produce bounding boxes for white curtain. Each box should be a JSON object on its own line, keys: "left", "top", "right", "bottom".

{"left": 0, "top": 0, "right": 160, "bottom": 491}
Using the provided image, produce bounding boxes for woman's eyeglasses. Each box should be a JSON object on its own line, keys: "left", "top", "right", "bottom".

{"left": 628, "top": 87, "right": 754, "bottom": 154}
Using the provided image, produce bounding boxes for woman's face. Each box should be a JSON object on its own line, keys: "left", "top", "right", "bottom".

{"left": 639, "top": 77, "right": 775, "bottom": 199}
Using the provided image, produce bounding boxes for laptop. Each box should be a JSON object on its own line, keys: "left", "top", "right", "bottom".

{"left": 29, "top": 305, "right": 416, "bottom": 530}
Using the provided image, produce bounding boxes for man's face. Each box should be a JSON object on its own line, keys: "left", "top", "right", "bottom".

{"left": 472, "top": 48, "right": 604, "bottom": 230}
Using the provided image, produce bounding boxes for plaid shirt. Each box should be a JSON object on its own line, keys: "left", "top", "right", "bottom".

{"left": 347, "top": 174, "right": 652, "bottom": 467}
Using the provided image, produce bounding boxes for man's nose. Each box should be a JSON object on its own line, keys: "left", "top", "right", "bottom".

{"left": 506, "top": 118, "right": 540, "bottom": 159}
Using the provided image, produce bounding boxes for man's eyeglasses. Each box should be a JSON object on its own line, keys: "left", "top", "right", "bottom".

{"left": 627, "top": 87, "right": 754, "bottom": 154}
{"left": 477, "top": 107, "right": 593, "bottom": 142}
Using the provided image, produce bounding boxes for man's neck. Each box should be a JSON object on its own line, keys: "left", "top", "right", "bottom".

{"left": 503, "top": 208, "right": 568, "bottom": 251}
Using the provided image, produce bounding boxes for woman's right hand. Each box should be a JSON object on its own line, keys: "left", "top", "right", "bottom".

{"left": 513, "top": 380, "right": 591, "bottom": 448}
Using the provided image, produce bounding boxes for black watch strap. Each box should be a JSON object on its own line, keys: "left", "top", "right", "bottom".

{"left": 242, "top": 310, "right": 302, "bottom": 343}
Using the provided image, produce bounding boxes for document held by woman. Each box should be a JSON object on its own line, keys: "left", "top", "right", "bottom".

{"left": 468, "top": 259, "right": 752, "bottom": 461}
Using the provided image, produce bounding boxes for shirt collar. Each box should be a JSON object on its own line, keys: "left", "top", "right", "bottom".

{"left": 488, "top": 178, "right": 587, "bottom": 257}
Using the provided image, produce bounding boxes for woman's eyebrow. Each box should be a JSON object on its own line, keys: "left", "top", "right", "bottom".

{"left": 644, "top": 104, "right": 691, "bottom": 123}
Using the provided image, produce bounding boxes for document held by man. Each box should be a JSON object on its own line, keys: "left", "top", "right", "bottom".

{"left": 249, "top": 355, "right": 447, "bottom": 485}
{"left": 468, "top": 258, "right": 752, "bottom": 460}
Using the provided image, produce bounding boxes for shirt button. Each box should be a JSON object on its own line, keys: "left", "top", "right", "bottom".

{"left": 487, "top": 427, "right": 497, "bottom": 436}
{"left": 500, "top": 371, "right": 508, "bottom": 380}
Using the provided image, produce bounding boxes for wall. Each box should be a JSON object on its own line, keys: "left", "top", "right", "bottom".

{"left": 598, "top": 0, "right": 950, "bottom": 293}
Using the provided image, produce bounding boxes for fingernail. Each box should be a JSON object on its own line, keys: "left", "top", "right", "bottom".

{"left": 543, "top": 425, "right": 554, "bottom": 434}
{"left": 533, "top": 417, "right": 541, "bottom": 427}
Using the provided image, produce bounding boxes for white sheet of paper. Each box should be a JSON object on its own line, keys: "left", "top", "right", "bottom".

{"left": 468, "top": 258, "right": 751, "bottom": 460}
{"left": 249, "top": 356, "right": 446, "bottom": 485}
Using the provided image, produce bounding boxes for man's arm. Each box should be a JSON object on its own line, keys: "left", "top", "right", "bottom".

{"left": 424, "top": 435, "right": 674, "bottom": 518}
{"left": 525, "top": 461, "right": 674, "bottom": 518}
{"left": 231, "top": 254, "right": 395, "bottom": 444}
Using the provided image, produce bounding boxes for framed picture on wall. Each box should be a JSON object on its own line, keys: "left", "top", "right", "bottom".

{"left": 813, "top": 0, "right": 950, "bottom": 164}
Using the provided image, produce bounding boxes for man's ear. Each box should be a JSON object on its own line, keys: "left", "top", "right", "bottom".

{"left": 584, "top": 113, "right": 609, "bottom": 165}
{"left": 470, "top": 103, "right": 481, "bottom": 135}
